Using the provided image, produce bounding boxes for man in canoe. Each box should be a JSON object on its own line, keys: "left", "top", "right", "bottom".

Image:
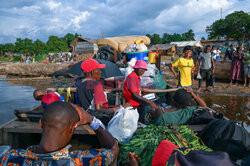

{"left": 33, "top": 89, "right": 64, "bottom": 102}
{"left": 148, "top": 88, "right": 209, "bottom": 125}
{"left": 14, "top": 93, "right": 62, "bottom": 121}
{"left": 123, "top": 60, "right": 158, "bottom": 110}
{"left": 77, "top": 59, "right": 120, "bottom": 124}
{"left": 0, "top": 101, "right": 119, "bottom": 166}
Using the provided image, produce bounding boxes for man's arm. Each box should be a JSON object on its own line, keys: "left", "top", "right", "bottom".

{"left": 132, "top": 92, "right": 157, "bottom": 110}
{"left": 211, "top": 58, "right": 215, "bottom": 74}
{"left": 72, "top": 104, "right": 119, "bottom": 164}
{"left": 169, "top": 64, "right": 178, "bottom": 79}
{"left": 197, "top": 59, "right": 201, "bottom": 73}
{"left": 95, "top": 104, "right": 119, "bottom": 114}
{"left": 184, "top": 88, "right": 207, "bottom": 107}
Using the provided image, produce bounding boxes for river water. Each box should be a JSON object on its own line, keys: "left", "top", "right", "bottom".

{"left": 0, "top": 80, "right": 40, "bottom": 126}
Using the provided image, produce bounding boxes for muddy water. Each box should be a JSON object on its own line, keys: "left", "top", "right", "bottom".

{"left": 201, "top": 94, "right": 250, "bottom": 131}
{"left": 0, "top": 80, "right": 40, "bottom": 126}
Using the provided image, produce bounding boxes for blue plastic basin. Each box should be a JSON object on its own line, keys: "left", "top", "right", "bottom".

{"left": 126, "top": 50, "right": 149, "bottom": 60}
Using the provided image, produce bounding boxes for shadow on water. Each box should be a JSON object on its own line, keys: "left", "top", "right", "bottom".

{"left": 201, "top": 94, "right": 250, "bottom": 131}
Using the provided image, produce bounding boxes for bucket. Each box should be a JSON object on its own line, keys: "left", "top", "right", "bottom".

{"left": 126, "top": 50, "right": 149, "bottom": 61}
{"left": 148, "top": 52, "right": 158, "bottom": 64}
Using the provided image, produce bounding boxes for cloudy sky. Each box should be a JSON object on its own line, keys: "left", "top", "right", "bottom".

{"left": 0, "top": 0, "right": 249, "bottom": 44}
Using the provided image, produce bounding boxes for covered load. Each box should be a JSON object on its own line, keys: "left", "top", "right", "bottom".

{"left": 97, "top": 35, "right": 151, "bottom": 53}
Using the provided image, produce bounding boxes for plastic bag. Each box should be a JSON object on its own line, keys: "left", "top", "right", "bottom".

{"left": 123, "top": 44, "right": 137, "bottom": 53}
{"left": 143, "top": 64, "right": 157, "bottom": 77}
{"left": 197, "top": 72, "right": 202, "bottom": 79}
{"left": 153, "top": 70, "right": 167, "bottom": 96}
{"left": 141, "top": 76, "right": 154, "bottom": 88}
{"left": 136, "top": 44, "right": 148, "bottom": 51}
{"left": 107, "top": 106, "right": 139, "bottom": 143}
{"left": 124, "top": 58, "right": 137, "bottom": 78}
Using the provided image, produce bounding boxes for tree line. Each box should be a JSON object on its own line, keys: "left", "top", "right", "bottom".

{"left": 0, "top": 33, "right": 80, "bottom": 56}
{"left": 146, "top": 29, "right": 196, "bottom": 45}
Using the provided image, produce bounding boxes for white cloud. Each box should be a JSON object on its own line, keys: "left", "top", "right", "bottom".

{"left": 0, "top": 0, "right": 249, "bottom": 43}
{"left": 45, "top": 0, "right": 61, "bottom": 11}
{"left": 71, "top": 11, "right": 90, "bottom": 29}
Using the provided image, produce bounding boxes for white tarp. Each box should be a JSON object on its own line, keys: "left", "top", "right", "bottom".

{"left": 170, "top": 41, "right": 203, "bottom": 47}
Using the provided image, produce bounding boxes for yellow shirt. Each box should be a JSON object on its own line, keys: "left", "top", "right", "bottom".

{"left": 171, "top": 57, "right": 194, "bottom": 87}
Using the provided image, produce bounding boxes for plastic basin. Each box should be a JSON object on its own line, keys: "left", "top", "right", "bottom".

{"left": 126, "top": 50, "right": 149, "bottom": 60}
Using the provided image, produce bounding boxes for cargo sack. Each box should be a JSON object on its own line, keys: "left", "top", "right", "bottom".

{"left": 187, "top": 108, "right": 215, "bottom": 125}
{"left": 107, "top": 106, "right": 139, "bottom": 143}
{"left": 198, "top": 119, "right": 250, "bottom": 161}
{"left": 167, "top": 148, "right": 236, "bottom": 166}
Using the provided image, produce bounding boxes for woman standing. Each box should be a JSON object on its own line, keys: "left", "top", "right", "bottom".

{"left": 230, "top": 47, "right": 243, "bottom": 85}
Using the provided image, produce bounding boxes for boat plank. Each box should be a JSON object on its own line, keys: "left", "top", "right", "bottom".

{"left": 2, "top": 121, "right": 95, "bottom": 135}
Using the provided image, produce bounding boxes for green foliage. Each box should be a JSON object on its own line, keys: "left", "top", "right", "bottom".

{"left": 182, "top": 29, "right": 195, "bottom": 41}
{"left": 148, "top": 29, "right": 196, "bottom": 45}
{"left": 206, "top": 11, "right": 250, "bottom": 42}
{"left": 119, "top": 125, "right": 212, "bottom": 166}
{"left": 62, "top": 33, "right": 75, "bottom": 47}
{"left": 13, "top": 56, "right": 22, "bottom": 62}
{"left": 0, "top": 56, "right": 12, "bottom": 62}
{"left": 201, "top": 36, "right": 206, "bottom": 40}
{"left": 1, "top": 43, "right": 15, "bottom": 54}
{"left": 46, "top": 35, "right": 69, "bottom": 52}
{"left": 15, "top": 38, "right": 34, "bottom": 54}
{"left": 33, "top": 39, "right": 46, "bottom": 54}
{"left": 34, "top": 55, "right": 46, "bottom": 61}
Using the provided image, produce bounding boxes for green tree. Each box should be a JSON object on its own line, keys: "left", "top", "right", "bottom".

{"left": 201, "top": 36, "right": 206, "bottom": 40}
{"left": 62, "top": 33, "right": 75, "bottom": 47}
{"left": 206, "top": 19, "right": 226, "bottom": 39}
{"left": 206, "top": 11, "right": 250, "bottom": 44}
{"left": 162, "top": 33, "right": 172, "bottom": 44}
{"left": 74, "top": 33, "right": 81, "bottom": 38}
{"left": 182, "top": 29, "right": 195, "bottom": 41}
{"left": 33, "top": 39, "right": 46, "bottom": 54}
{"left": 147, "top": 34, "right": 162, "bottom": 45}
{"left": 15, "top": 38, "right": 34, "bottom": 54}
{"left": 46, "top": 35, "right": 68, "bottom": 52}
{"left": 2, "top": 43, "right": 15, "bottom": 54}
{"left": 171, "top": 33, "right": 183, "bottom": 42}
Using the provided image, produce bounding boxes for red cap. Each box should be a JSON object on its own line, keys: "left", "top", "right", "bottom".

{"left": 41, "top": 93, "right": 60, "bottom": 106}
{"left": 81, "top": 59, "right": 106, "bottom": 73}
{"left": 152, "top": 140, "right": 179, "bottom": 166}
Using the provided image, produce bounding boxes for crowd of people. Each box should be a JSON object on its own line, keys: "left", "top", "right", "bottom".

{"left": 0, "top": 49, "right": 249, "bottom": 165}
{"left": 169, "top": 44, "right": 250, "bottom": 92}
{"left": 48, "top": 51, "right": 78, "bottom": 63}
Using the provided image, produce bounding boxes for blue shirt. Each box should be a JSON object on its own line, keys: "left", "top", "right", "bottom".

{"left": 0, "top": 145, "right": 113, "bottom": 166}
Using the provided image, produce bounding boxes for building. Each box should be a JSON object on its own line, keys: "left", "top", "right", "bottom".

{"left": 70, "top": 36, "right": 98, "bottom": 55}
{"left": 200, "top": 39, "right": 239, "bottom": 47}
{"left": 170, "top": 41, "right": 203, "bottom": 48}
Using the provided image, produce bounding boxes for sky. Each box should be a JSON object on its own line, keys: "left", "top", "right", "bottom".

{"left": 0, "top": 0, "right": 249, "bottom": 44}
